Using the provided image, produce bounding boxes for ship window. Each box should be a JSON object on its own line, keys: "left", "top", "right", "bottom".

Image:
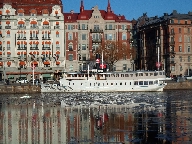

{"left": 94, "top": 83, "right": 95, "bottom": 86}
{"left": 111, "top": 83, "right": 113, "bottom": 85}
{"left": 139, "top": 73, "right": 143, "bottom": 76}
{"left": 154, "top": 80, "right": 158, "bottom": 84}
{"left": 116, "top": 74, "right": 119, "bottom": 77}
{"left": 125, "top": 74, "right": 129, "bottom": 77}
{"left": 145, "top": 73, "right": 148, "bottom": 76}
{"left": 103, "top": 83, "right": 104, "bottom": 86}
{"left": 98, "top": 83, "right": 100, "bottom": 86}
{"left": 69, "top": 82, "right": 70, "bottom": 85}
{"left": 81, "top": 83, "right": 83, "bottom": 85}
{"left": 149, "top": 81, "right": 153, "bottom": 85}
{"left": 116, "top": 83, "right": 117, "bottom": 85}
{"left": 144, "top": 81, "right": 148, "bottom": 85}
{"left": 139, "top": 81, "right": 143, "bottom": 85}
{"left": 73, "top": 83, "right": 74, "bottom": 85}
{"left": 120, "top": 82, "right": 122, "bottom": 85}
{"left": 130, "top": 82, "right": 131, "bottom": 85}
{"left": 121, "top": 74, "right": 124, "bottom": 77}
{"left": 150, "top": 73, "right": 153, "bottom": 76}
{"left": 159, "top": 72, "right": 162, "bottom": 75}
{"left": 134, "top": 81, "right": 138, "bottom": 85}
{"left": 154, "top": 72, "right": 158, "bottom": 76}
{"left": 125, "top": 82, "right": 126, "bottom": 85}
{"left": 90, "top": 83, "right": 91, "bottom": 86}
{"left": 107, "top": 83, "right": 108, "bottom": 85}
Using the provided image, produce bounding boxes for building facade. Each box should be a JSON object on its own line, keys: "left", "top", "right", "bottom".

{"left": 0, "top": 0, "right": 65, "bottom": 81}
{"left": 64, "top": 0, "right": 132, "bottom": 72}
{"left": 136, "top": 11, "right": 192, "bottom": 77}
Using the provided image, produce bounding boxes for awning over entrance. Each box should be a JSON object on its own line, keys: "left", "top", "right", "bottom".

{"left": 42, "top": 74, "right": 51, "bottom": 77}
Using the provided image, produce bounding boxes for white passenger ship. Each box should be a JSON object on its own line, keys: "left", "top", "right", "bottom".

{"left": 41, "top": 70, "right": 167, "bottom": 92}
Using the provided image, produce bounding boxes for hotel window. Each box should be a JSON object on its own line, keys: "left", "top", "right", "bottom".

{"left": 82, "top": 54, "right": 86, "bottom": 61}
{"left": 123, "top": 64, "right": 127, "bottom": 71}
{"left": 94, "top": 25, "right": 99, "bottom": 30}
{"left": 185, "top": 20, "right": 187, "bottom": 24}
{"left": 82, "top": 44, "right": 86, "bottom": 50}
{"left": 122, "top": 33, "right": 126, "bottom": 40}
{"left": 108, "top": 34, "right": 112, "bottom": 40}
{"left": 68, "top": 25, "right": 73, "bottom": 30}
{"left": 179, "top": 28, "right": 181, "bottom": 33}
{"left": 188, "top": 46, "right": 191, "bottom": 52}
{"left": 171, "top": 66, "right": 175, "bottom": 71}
{"left": 56, "top": 31, "right": 59, "bottom": 37}
{"left": 68, "top": 33, "right": 73, "bottom": 40}
{"left": 7, "top": 41, "right": 10, "bottom": 50}
{"left": 188, "top": 56, "right": 191, "bottom": 62}
{"left": 180, "top": 66, "right": 183, "bottom": 71}
{"left": 179, "top": 46, "right": 182, "bottom": 52}
{"left": 68, "top": 44, "right": 73, "bottom": 51}
{"left": 179, "top": 36, "right": 182, "bottom": 42}
{"left": 82, "top": 34, "right": 86, "bottom": 40}
{"left": 171, "top": 28, "right": 174, "bottom": 34}
{"left": 82, "top": 24, "right": 86, "bottom": 30}
{"left": 109, "top": 24, "right": 112, "bottom": 30}
{"left": 179, "top": 56, "right": 182, "bottom": 62}
{"left": 113, "top": 65, "right": 116, "bottom": 71}
{"left": 68, "top": 54, "right": 73, "bottom": 61}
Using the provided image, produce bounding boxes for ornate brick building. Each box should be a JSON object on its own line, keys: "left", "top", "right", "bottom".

{"left": 64, "top": 0, "right": 132, "bottom": 72}
{"left": 0, "top": 0, "right": 64, "bottom": 81}
{"left": 136, "top": 11, "right": 192, "bottom": 77}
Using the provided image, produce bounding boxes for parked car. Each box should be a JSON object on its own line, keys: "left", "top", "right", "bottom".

{"left": 16, "top": 79, "right": 29, "bottom": 83}
{"left": 30, "top": 79, "right": 40, "bottom": 83}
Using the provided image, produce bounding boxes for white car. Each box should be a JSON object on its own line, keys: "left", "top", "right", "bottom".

{"left": 16, "top": 79, "right": 29, "bottom": 83}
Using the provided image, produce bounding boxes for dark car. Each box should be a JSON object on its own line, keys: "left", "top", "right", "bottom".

{"left": 30, "top": 79, "right": 40, "bottom": 83}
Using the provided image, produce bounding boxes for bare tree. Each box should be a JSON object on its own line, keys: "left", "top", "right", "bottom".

{"left": 94, "top": 40, "right": 135, "bottom": 71}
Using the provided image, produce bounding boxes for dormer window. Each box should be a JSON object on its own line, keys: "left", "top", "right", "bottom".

{"left": 42, "top": 9, "right": 49, "bottom": 16}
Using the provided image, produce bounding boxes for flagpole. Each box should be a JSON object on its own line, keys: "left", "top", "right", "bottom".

{"left": 33, "top": 62, "right": 34, "bottom": 85}
{"left": 102, "top": 51, "right": 103, "bottom": 70}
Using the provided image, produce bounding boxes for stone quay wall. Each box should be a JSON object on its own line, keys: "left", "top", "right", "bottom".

{"left": 0, "top": 85, "right": 41, "bottom": 94}
{"left": 164, "top": 81, "right": 192, "bottom": 90}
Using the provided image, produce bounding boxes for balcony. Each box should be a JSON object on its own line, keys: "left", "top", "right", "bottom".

{"left": 42, "top": 47, "right": 51, "bottom": 50}
{"left": 30, "top": 47, "right": 39, "bottom": 50}
{"left": 30, "top": 37, "right": 38, "bottom": 40}
{"left": 169, "top": 41, "right": 175, "bottom": 45}
{"left": 17, "top": 37, "right": 26, "bottom": 40}
{"left": 54, "top": 26, "right": 60, "bottom": 29}
{"left": 5, "top": 26, "right": 11, "bottom": 29}
{"left": 42, "top": 26, "right": 50, "bottom": 29}
{"left": 18, "top": 47, "right": 27, "bottom": 50}
{"left": 105, "top": 28, "right": 115, "bottom": 30}
{"left": 5, "top": 15, "right": 10, "bottom": 18}
{"left": 92, "top": 39, "right": 102, "bottom": 43}
{"left": 30, "top": 26, "right": 39, "bottom": 29}
{"left": 90, "top": 29, "right": 103, "bottom": 33}
{"left": 17, "top": 26, "right": 26, "bottom": 29}
{"left": 42, "top": 37, "right": 51, "bottom": 40}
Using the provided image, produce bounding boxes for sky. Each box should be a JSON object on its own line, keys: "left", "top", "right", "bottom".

{"left": 62, "top": 0, "right": 192, "bottom": 20}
